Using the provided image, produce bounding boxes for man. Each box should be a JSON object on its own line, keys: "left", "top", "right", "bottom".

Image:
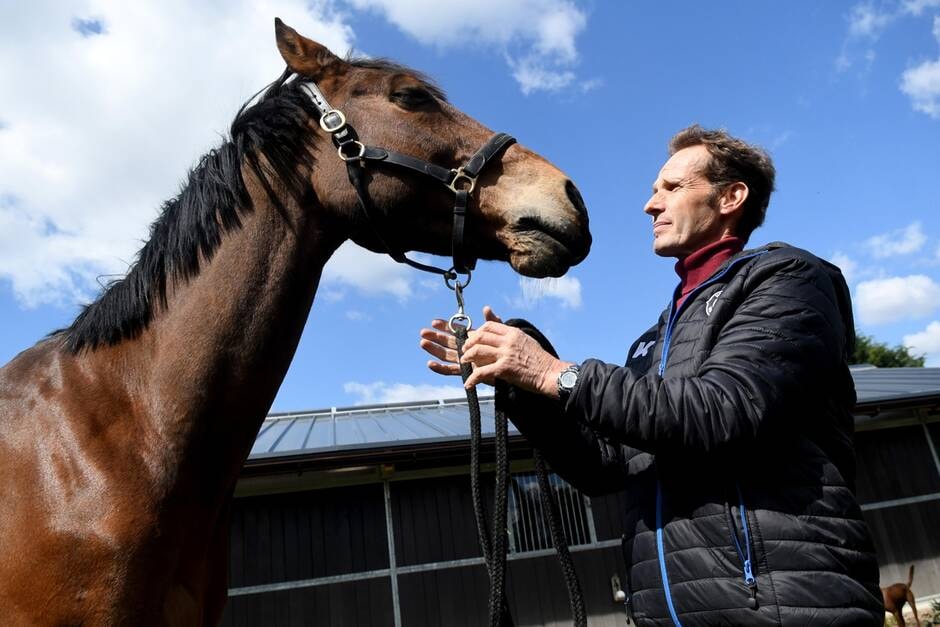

{"left": 420, "top": 126, "right": 884, "bottom": 625}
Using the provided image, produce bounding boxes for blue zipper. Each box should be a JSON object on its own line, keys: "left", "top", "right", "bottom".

{"left": 657, "top": 251, "right": 768, "bottom": 376}
{"left": 653, "top": 250, "right": 768, "bottom": 623}
{"left": 656, "top": 482, "right": 683, "bottom": 626}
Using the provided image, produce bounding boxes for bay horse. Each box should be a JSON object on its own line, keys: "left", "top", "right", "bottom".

{"left": 0, "top": 18, "right": 591, "bottom": 627}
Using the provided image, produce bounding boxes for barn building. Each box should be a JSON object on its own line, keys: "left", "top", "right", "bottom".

{"left": 221, "top": 366, "right": 940, "bottom": 626}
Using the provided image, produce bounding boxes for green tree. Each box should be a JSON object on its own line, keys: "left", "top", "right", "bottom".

{"left": 850, "top": 332, "right": 925, "bottom": 367}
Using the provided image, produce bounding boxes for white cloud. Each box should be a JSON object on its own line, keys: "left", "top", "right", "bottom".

{"left": 509, "top": 56, "right": 576, "bottom": 95}
{"left": 902, "top": 0, "right": 940, "bottom": 16}
{"left": 0, "top": 0, "right": 356, "bottom": 308}
{"left": 344, "top": 380, "right": 469, "bottom": 404}
{"left": 346, "top": 0, "right": 588, "bottom": 94}
{"left": 322, "top": 242, "right": 425, "bottom": 302}
{"left": 847, "top": 2, "right": 894, "bottom": 38}
{"left": 856, "top": 274, "right": 940, "bottom": 324}
{"left": 901, "top": 18, "right": 940, "bottom": 118}
{"left": 864, "top": 222, "right": 928, "bottom": 257}
{"left": 830, "top": 251, "right": 858, "bottom": 285}
{"left": 345, "top": 309, "right": 372, "bottom": 321}
{"left": 899, "top": 16, "right": 940, "bottom": 118}
{"left": 512, "top": 275, "right": 582, "bottom": 309}
{"left": 904, "top": 321, "right": 940, "bottom": 365}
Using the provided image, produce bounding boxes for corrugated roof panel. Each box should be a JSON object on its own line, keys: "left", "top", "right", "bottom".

{"left": 306, "top": 417, "right": 334, "bottom": 449}
{"left": 271, "top": 417, "right": 314, "bottom": 453}
{"left": 383, "top": 413, "right": 448, "bottom": 440}
{"left": 356, "top": 415, "right": 393, "bottom": 444}
{"left": 854, "top": 368, "right": 940, "bottom": 403}
{"left": 400, "top": 410, "right": 455, "bottom": 438}
{"left": 250, "top": 419, "right": 290, "bottom": 455}
{"left": 335, "top": 416, "right": 367, "bottom": 446}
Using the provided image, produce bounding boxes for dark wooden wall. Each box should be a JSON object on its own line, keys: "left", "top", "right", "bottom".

{"left": 397, "top": 548, "right": 627, "bottom": 627}
{"left": 392, "top": 474, "right": 486, "bottom": 566}
{"left": 227, "top": 483, "right": 389, "bottom": 589}
{"left": 224, "top": 580, "right": 394, "bottom": 627}
{"left": 855, "top": 423, "right": 940, "bottom": 597}
{"left": 222, "top": 474, "right": 629, "bottom": 626}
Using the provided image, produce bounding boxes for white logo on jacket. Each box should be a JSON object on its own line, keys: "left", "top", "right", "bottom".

{"left": 633, "top": 340, "right": 656, "bottom": 358}
{"left": 705, "top": 290, "right": 723, "bottom": 316}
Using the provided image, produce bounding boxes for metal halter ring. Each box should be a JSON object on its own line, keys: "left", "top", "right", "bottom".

{"left": 444, "top": 269, "right": 472, "bottom": 291}
{"left": 448, "top": 312, "right": 472, "bottom": 333}
{"left": 337, "top": 140, "right": 366, "bottom": 161}
{"left": 319, "top": 109, "right": 347, "bottom": 133}
{"left": 448, "top": 168, "right": 476, "bottom": 194}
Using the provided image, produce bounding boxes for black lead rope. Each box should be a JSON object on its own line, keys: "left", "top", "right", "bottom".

{"left": 454, "top": 319, "right": 586, "bottom": 627}
{"left": 533, "top": 448, "right": 588, "bottom": 627}
{"left": 455, "top": 325, "right": 514, "bottom": 627}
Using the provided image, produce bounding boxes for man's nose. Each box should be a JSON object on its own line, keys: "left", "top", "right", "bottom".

{"left": 643, "top": 196, "right": 661, "bottom": 216}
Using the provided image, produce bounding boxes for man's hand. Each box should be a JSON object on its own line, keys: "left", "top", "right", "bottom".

{"left": 420, "top": 306, "right": 502, "bottom": 376}
{"left": 419, "top": 306, "right": 569, "bottom": 397}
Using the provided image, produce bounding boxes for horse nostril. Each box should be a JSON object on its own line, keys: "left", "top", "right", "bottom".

{"left": 565, "top": 180, "right": 588, "bottom": 219}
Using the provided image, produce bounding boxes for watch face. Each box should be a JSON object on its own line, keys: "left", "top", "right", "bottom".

{"left": 560, "top": 370, "right": 578, "bottom": 388}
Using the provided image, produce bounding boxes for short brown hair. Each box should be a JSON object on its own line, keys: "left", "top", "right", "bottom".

{"left": 668, "top": 125, "right": 776, "bottom": 240}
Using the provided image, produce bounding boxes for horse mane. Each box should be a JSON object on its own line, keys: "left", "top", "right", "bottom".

{"left": 61, "top": 68, "right": 318, "bottom": 352}
{"left": 60, "top": 59, "right": 444, "bottom": 353}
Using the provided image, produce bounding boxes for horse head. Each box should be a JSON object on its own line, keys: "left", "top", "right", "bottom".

{"left": 274, "top": 19, "right": 591, "bottom": 278}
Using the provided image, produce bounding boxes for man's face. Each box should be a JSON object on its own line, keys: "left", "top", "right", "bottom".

{"left": 644, "top": 145, "right": 726, "bottom": 258}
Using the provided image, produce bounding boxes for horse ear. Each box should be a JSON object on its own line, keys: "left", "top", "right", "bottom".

{"left": 274, "top": 18, "right": 343, "bottom": 78}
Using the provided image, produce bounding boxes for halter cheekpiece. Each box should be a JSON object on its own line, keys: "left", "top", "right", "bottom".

{"left": 298, "top": 79, "right": 516, "bottom": 286}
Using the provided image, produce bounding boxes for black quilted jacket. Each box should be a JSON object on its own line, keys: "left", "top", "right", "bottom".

{"left": 504, "top": 243, "right": 883, "bottom": 626}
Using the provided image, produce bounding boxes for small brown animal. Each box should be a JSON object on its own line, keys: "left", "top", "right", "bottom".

{"left": 882, "top": 564, "right": 919, "bottom": 626}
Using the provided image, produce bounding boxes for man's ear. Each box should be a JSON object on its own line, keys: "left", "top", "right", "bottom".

{"left": 274, "top": 17, "right": 343, "bottom": 79}
{"left": 718, "top": 181, "right": 748, "bottom": 218}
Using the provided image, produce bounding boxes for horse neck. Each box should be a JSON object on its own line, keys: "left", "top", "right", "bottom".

{"left": 131, "top": 172, "right": 346, "bottom": 489}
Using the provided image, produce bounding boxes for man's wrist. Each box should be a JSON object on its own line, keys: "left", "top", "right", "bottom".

{"left": 543, "top": 360, "right": 576, "bottom": 399}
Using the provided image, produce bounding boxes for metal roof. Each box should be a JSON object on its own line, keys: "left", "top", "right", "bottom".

{"left": 248, "top": 367, "right": 940, "bottom": 461}
{"left": 852, "top": 366, "right": 940, "bottom": 405}
{"left": 249, "top": 397, "right": 507, "bottom": 461}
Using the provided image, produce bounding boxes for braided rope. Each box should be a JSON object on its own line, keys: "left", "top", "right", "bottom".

{"left": 533, "top": 449, "right": 587, "bottom": 627}
{"left": 455, "top": 327, "right": 513, "bottom": 627}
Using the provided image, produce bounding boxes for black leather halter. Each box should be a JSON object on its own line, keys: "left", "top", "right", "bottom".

{"left": 298, "top": 80, "right": 516, "bottom": 281}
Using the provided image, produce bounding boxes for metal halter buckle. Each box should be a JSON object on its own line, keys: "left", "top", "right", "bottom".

{"left": 319, "top": 109, "right": 347, "bottom": 133}
{"left": 337, "top": 140, "right": 366, "bottom": 161}
{"left": 448, "top": 167, "right": 476, "bottom": 194}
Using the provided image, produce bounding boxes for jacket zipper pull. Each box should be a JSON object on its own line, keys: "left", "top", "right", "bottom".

{"left": 744, "top": 559, "right": 758, "bottom": 609}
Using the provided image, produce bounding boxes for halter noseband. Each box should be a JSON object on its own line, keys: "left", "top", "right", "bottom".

{"left": 298, "top": 80, "right": 516, "bottom": 283}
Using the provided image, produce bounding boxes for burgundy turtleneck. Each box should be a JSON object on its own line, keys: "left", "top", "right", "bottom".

{"left": 674, "top": 236, "right": 745, "bottom": 309}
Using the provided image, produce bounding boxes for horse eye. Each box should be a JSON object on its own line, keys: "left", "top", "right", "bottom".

{"left": 391, "top": 87, "right": 434, "bottom": 109}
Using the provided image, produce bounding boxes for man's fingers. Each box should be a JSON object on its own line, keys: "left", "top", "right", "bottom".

{"left": 463, "top": 326, "right": 509, "bottom": 351}
{"left": 477, "top": 320, "right": 509, "bottom": 335}
{"left": 420, "top": 338, "right": 460, "bottom": 364}
{"left": 420, "top": 328, "right": 457, "bottom": 351}
{"left": 483, "top": 306, "right": 503, "bottom": 324}
{"left": 430, "top": 319, "right": 454, "bottom": 333}
{"left": 465, "top": 363, "right": 498, "bottom": 388}
{"left": 428, "top": 360, "right": 462, "bottom": 376}
{"left": 460, "top": 343, "right": 500, "bottom": 365}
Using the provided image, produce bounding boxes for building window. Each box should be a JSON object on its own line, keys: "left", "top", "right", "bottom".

{"left": 507, "top": 471, "right": 592, "bottom": 554}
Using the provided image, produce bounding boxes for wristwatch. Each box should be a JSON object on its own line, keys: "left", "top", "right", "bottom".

{"left": 556, "top": 364, "right": 580, "bottom": 401}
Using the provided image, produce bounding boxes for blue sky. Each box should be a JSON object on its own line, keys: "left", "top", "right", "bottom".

{"left": 2, "top": 1, "right": 940, "bottom": 412}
